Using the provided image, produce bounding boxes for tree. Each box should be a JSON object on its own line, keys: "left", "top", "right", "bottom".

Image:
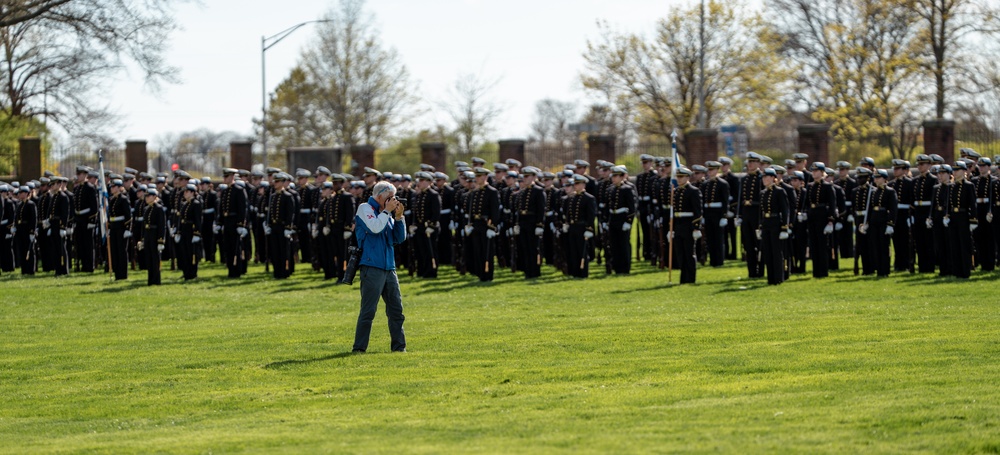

{"left": 297, "top": 0, "right": 417, "bottom": 151}
{"left": 0, "top": 0, "right": 181, "bottom": 138}
{"left": 529, "top": 99, "right": 577, "bottom": 146}
{"left": 260, "top": 66, "right": 326, "bottom": 161}
{"left": 581, "top": 0, "right": 788, "bottom": 157}
{"left": 154, "top": 129, "right": 245, "bottom": 177}
{"left": 770, "top": 0, "right": 926, "bottom": 159}
{"left": 439, "top": 72, "right": 504, "bottom": 155}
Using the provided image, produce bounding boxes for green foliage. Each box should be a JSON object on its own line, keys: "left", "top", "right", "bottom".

{"left": 0, "top": 111, "right": 48, "bottom": 176}
{"left": 1, "top": 259, "right": 999, "bottom": 453}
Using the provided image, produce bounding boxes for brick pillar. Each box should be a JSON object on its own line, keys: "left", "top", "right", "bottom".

{"left": 230, "top": 141, "right": 253, "bottom": 171}
{"left": 684, "top": 129, "right": 718, "bottom": 167}
{"left": 587, "top": 135, "right": 616, "bottom": 169}
{"left": 18, "top": 136, "right": 42, "bottom": 180}
{"left": 125, "top": 140, "right": 148, "bottom": 173}
{"left": 498, "top": 139, "right": 526, "bottom": 165}
{"left": 420, "top": 142, "right": 447, "bottom": 172}
{"left": 923, "top": 119, "right": 956, "bottom": 164}
{"left": 350, "top": 144, "right": 376, "bottom": 175}
{"left": 797, "top": 124, "right": 830, "bottom": 165}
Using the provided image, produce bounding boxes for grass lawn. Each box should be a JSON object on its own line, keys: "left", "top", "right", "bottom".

{"left": 1, "top": 257, "right": 998, "bottom": 454}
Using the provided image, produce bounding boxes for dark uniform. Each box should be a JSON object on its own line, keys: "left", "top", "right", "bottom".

{"left": 219, "top": 173, "right": 249, "bottom": 278}
{"left": 72, "top": 178, "right": 99, "bottom": 272}
{"left": 48, "top": 185, "right": 72, "bottom": 276}
{"left": 411, "top": 182, "right": 441, "bottom": 278}
{"left": 107, "top": 189, "right": 132, "bottom": 280}
{"left": 200, "top": 186, "right": 218, "bottom": 262}
{"left": 435, "top": 179, "right": 455, "bottom": 265}
{"left": 930, "top": 173, "right": 951, "bottom": 276}
{"left": 973, "top": 164, "right": 996, "bottom": 271}
{"left": 465, "top": 178, "right": 501, "bottom": 281}
{"left": 670, "top": 178, "right": 703, "bottom": 283}
{"left": 562, "top": 183, "right": 597, "bottom": 278}
{"left": 863, "top": 178, "right": 898, "bottom": 277}
{"left": 141, "top": 196, "right": 166, "bottom": 285}
{"left": 790, "top": 179, "right": 808, "bottom": 273}
{"left": 177, "top": 191, "right": 203, "bottom": 280}
{"left": 912, "top": 165, "right": 937, "bottom": 273}
{"left": 0, "top": 192, "right": 13, "bottom": 272}
{"left": 701, "top": 171, "right": 730, "bottom": 267}
{"left": 759, "top": 178, "right": 790, "bottom": 285}
{"left": 268, "top": 180, "right": 296, "bottom": 279}
{"left": 738, "top": 165, "right": 764, "bottom": 278}
{"left": 635, "top": 161, "right": 658, "bottom": 261}
{"left": 514, "top": 175, "right": 547, "bottom": 278}
{"left": 889, "top": 166, "right": 914, "bottom": 272}
{"left": 606, "top": 173, "right": 637, "bottom": 275}
{"left": 14, "top": 191, "right": 38, "bottom": 275}
{"left": 804, "top": 172, "right": 837, "bottom": 277}
{"left": 947, "top": 171, "right": 976, "bottom": 278}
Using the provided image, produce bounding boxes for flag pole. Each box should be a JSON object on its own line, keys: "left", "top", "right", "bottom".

{"left": 668, "top": 130, "right": 679, "bottom": 284}
{"left": 97, "top": 149, "right": 112, "bottom": 280}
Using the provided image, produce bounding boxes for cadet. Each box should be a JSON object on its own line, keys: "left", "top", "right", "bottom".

{"left": 434, "top": 172, "right": 455, "bottom": 265}
{"left": 199, "top": 177, "right": 218, "bottom": 262}
{"left": 107, "top": 179, "right": 132, "bottom": 280}
{"left": 947, "top": 161, "right": 977, "bottom": 278}
{"left": 139, "top": 188, "right": 166, "bottom": 285}
{"left": 635, "top": 154, "right": 658, "bottom": 261}
{"left": 670, "top": 167, "right": 703, "bottom": 284}
{"left": 14, "top": 186, "right": 38, "bottom": 274}
{"left": 562, "top": 174, "right": 597, "bottom": 278}
{"left": 759, "top": 168, "right": 790, "bottom": 285}
{"left": 737, "top": 152, "right": 765, "bottom": 278}
{"left": 910, "top": 155, "right": 936, "bottom": 272}
{"left": 805, "top": 163, "right": 838, "bottom": 277}
{"left": 890, "top": 160, "right": 914, "bottom": 272}
{"left": 464, "top": 168, "right": 501, "bottom": 281}
{"left": 605, "top": 165, "right": 636, "bottom": 275}
{"left": 73, "top": 168, "right": 100, "bottom": 273}
{"left": 861, "top": 170, "right": 898, "bottom": 277}
{"left": 929, "top": 165, "right": 951, "bottom": 276}
{"left": 267, "top": 173, "right": 296, "bottom": 279}
{"left": 410, "top": 172, "right": 441, "bottom": 278}
{"left": 973, "top": 157, "right": 996, "bottom": 271}
{"left": 219, "top": 168, "right": 249, "bottom": 278}
{"left": 513, "top": 167, "right": 546, "bottom": 279}
{"left": 46, "top": 177, "right": 72, "bottom": 276}
{"left": 177, "top": 183, "right": 203, "bottom": 280}
{"left": 702, "top": 161, "right": 731, "bottom": 267}
{"left": 789, "top": 171, "right": 808, "bottom": 273}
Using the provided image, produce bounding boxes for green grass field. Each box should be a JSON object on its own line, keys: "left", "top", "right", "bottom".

{"left": 1, "top": 257, "right": 999, "bottom": 454}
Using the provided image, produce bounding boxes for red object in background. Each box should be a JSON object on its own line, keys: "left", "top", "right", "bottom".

{"left": 171, "top": 163, "right": 179, "bottom": 172}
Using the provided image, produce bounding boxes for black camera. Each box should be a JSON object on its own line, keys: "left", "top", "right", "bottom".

{"left": 395, "top": 197, "right": 407, "bottom": 208}
{"left": 339, "top": 245, "right": 362, "bottom": 285}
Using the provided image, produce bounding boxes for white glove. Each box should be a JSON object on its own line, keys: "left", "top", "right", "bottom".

{"left": 513, "top": 225, "right": 521, "bottom": 236}
{"left": 87, "top": 223, "right": 97, "bottom": 230}
{"left": 66, "top": 227, "right": 74, "bottom": 236}
{"left": 174, "top": 234, "right": 181, "bottom": 243}
{"left": 755, "top": 229, "right": 762, "bottom": 240}
{"left": 726, "top": 211, "right": 735, "bottom": 218}
{"left": 42, "top": 220, "right": 50, "bottom": 229}
{"left": 343, "top": 231, "right": 353, "bottom": 240}
{"left": 425, "top": 227, "right": 435, "bottom": 236}
{"left": 237, "top": 227, "right": 248, "bottom": 238}
{"left": 213, "top": 224, "right": 221, "bottom": 234}
{"left": 987, "top": 212, "right": 994, "bottom": 223}
{"left": 735, "top": 218, "right": 743, "bottom": 227}
{"left": 449, "top": 220, "right": 458, "bottom": 230}
{"left": 10, "top": 227, "right": 15, "bottom": 235}
{"left": 264, "top": 226, "right": 272, "bottom": 236}
{"left": 311, "top": 229, "right": 319, "bottom": 238}
{"left": 778, "top": 231, "right": 789, "bottom": 240}
{"left": 667, "top": 231, "right": 674, "bottom": 241}
{"left": 323, "top": 226, "right": 331, "bottom": 236}
{"left": 692, "top": 230, "right": 702, "bottom": 240}
{"left": 29, "top": 234, "right": 35, "bottom": 242}
{"left": 797, "top": 212, "right": 808, "bottom": 222}
{"left": 583, "top": 231, "right": 594, "bottom": 240}
{"left": 858, "top": 224, "right": 868, "bottom": 235}
{"left": 157, "top": 243, "right": 165, "bottom": 253}
{"left": 601, "top": 223, "right": 608, "bottom": 231}
{"left": 408, "top": 225, "right": 417, "bottom": 236}
{"left": 549, "top": 222, "right": 557, "bottom": 233}
{"left": 926, "top": 218, "right": 933, "bottom": 229}
{"left": 486, "top": 229, "right": 497, "bottom": 239}
{"left": 169, "top": 227, "right": 177, "bottom": 236}
{"left": 3, "top": 234, "right": 10, "bottom": 240}
{"left": 622, "top": 222, "right": 631, "bottom": 231}
{"left": 59, "top": 229, "right": 67, "bottom": 238}
{"left": 719, "top": 218, "right": 728, "bottom": 227}
{"left": 943, "top": 216, "right": 950, "bottom": 227}
{"left": 823, "top": 223, "right": 834, "bottom": 234}
{"left": 123, "top": 230, "right": 132, "bottom": 239}
{"left": 46, "top": 228, "right": 52, "bottom": 236}
{"left": 464, "top": 225, "right": 473, "bottom": 236}
{"left": 562, "top": 224, "right": 569, "bottom": 233}
{"left": 885, "top": 226, "right": 894, "bottom": 236}
{"left": 907, "top": 217, "right": 914, "bottom": 227}
{"left": 137, "top": 241, "right": 144, "bottom": 250}
{"left": 283, "top": 229, "right": 294, "bottom": 238}
{"left": 835, "top": 222, "right": 843, "bottom": 231}
{"left": 847, "top": 215, "right": 855, "bottom": 223}
{"left": 970, "top": 223, "right": 978, "bottom": 232}
{"left": 614, "top": 207, "right": 628, "bottom": 214}
{"left": 534, "top": 227, "right": 544, "bottom": 236}
{"left": 192, "top": 235, "right": 202, "bottom": 243}
{"left": 654, "top": 219, "right": 662, "bottom": 228}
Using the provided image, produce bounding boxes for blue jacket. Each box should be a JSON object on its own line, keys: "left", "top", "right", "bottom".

{"left": 355, "top": 197, "right": 406, "bottom": 270}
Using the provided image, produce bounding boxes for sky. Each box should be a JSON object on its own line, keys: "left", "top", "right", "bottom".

{"left": 107, "top": 0, "right": 703, "bottom": 148}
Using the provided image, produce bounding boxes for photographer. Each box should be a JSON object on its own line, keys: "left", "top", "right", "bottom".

{"left": 352, "top": 181, "right": 407, "bottom": 353}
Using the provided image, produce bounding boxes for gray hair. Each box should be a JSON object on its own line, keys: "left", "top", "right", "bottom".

{"left": 372, "top": 181, "right": 396, "bottom": 199}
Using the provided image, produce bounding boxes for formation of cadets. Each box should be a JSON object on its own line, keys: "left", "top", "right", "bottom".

{"left": 2, "top": 147, "right": 999, "bottom": 286}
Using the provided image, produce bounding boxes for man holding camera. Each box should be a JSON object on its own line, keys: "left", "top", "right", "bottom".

{"left": 352, "top": 181, "right": 407, "bottom": 353}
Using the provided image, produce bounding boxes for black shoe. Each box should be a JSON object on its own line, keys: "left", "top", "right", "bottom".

{"left": 392, "top": 348, "right": 406, "bottom": 353}
{"left": 352, "top": 349, "right": 365, "bottom": 353}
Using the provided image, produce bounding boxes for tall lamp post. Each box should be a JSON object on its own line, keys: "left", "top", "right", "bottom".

{"left": 261, "top": 20, "right": 330, "bottom": 169}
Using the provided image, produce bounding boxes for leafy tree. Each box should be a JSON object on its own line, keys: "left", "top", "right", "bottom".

{"left": 439, "top": 72, "right": 504, "bottom": 155}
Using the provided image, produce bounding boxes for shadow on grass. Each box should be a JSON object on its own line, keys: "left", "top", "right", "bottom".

{"left": 263, "top": 351, "right": 357, "bottom": 369}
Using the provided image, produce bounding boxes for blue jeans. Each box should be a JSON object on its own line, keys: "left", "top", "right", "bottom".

{"left": 353, "top": 266, "right": 406, "bottom": 352}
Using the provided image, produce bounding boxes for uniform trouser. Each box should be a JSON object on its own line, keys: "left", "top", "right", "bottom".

{"left": 470, "top": 228, "right": 495, "bottom": 281}
{"left": 517, "top": 225, "right": 542, "bottom": 278}
{"left": 353, "top": 266, "right": 406, "bottom": 352}
{"left": 948, "top": 217, "right": 973, "bottom": 278}
{"left": 974, "top": 214, "right": 995, "bottom": 271}
{"left": 565, "top": 227, "right": 589, "bottom": 278}
{"left": 993, "top": 217, "right": 1000, "bottom": 268}
{"left": 109, "top": 229, "right": 128, "bottom": 280}
{"left": 296, "top": 220, "right": 312, "bottom": 266}
{"left": 868, "top": 222, "right": 892, "bottom": 276}
{"left": 543, "top": 222, "right": 556, "bottom": 265}
{"left": 16, "top": 231, "right": 36, "bottom": 275}
{"left": 317, "top": 232, "right": 335, "bottom": 279}
{"left": 269, "top": 230, "right": 291, "bottom": 279}
{"left": 144, "top": 241, "right": 161, "bottom": 285}
{"left": 416, "top": 230, "right": 438, "bottom": 278}
{"left": 178, "top": 236, "right": 197, "bottom": 280}
{"left": 73, "top": 221, "right": 95, "bottom": 272}
{"left": 913, "top": 211, "right": 935, "bottom": 273}
{"left": 253, "top": 221, "right": 267, "bottom": 264}
{"left": 704, "top": 213, "right": 725, "bottom": 267}
{"left": 856, "top": 228, "right": 873, "bottom": 275}
{"left": 38, "top": 227, "right": 50, "bottom": 271}
{"left": 670, "top": 225, "right": 697, "bottom": 284}
{"left": 0, "top": 231, "right": 13, "bottom": 272}
{"left": 808, "top": 220, "right": 830, "bottom": 277}
{"left": 760, "top": 226, "right": 784, "bottom": 285}
{"left": 892, "top": 211, "right": 911, "bottom": 271}
{"left": 741, "top": 215, "right": 763, "bottom": 278}
{"left": 201, "top": 220, "right": 216, "bottom": 262}
{"left": 49, "top": 230, "right": 69, "bottom": 276}
{"left": 838, "top": 219, "right": 854, "bottom": 258}
{"left": 725, "top": 216, "right": 738, "bottom": 259}
{"left": 438, "top": 217, "right": 452, "bottom": 265}
{"left": 932, "top": 215, "right": 950, "bottom": 276}
{"left": 221, "top": 226, "right": 243, "bottom": 278}
{"left": 792, "top": 222, "right": 808, "bottom": 273}
{"left": 241, "top": 230, "right": 252, "bottom": 274}
{"left": 639, "top": 207, "right": 653, "bottom": 259}
{"left": 608, "top": 225, "right": 631, "bottom": 274}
